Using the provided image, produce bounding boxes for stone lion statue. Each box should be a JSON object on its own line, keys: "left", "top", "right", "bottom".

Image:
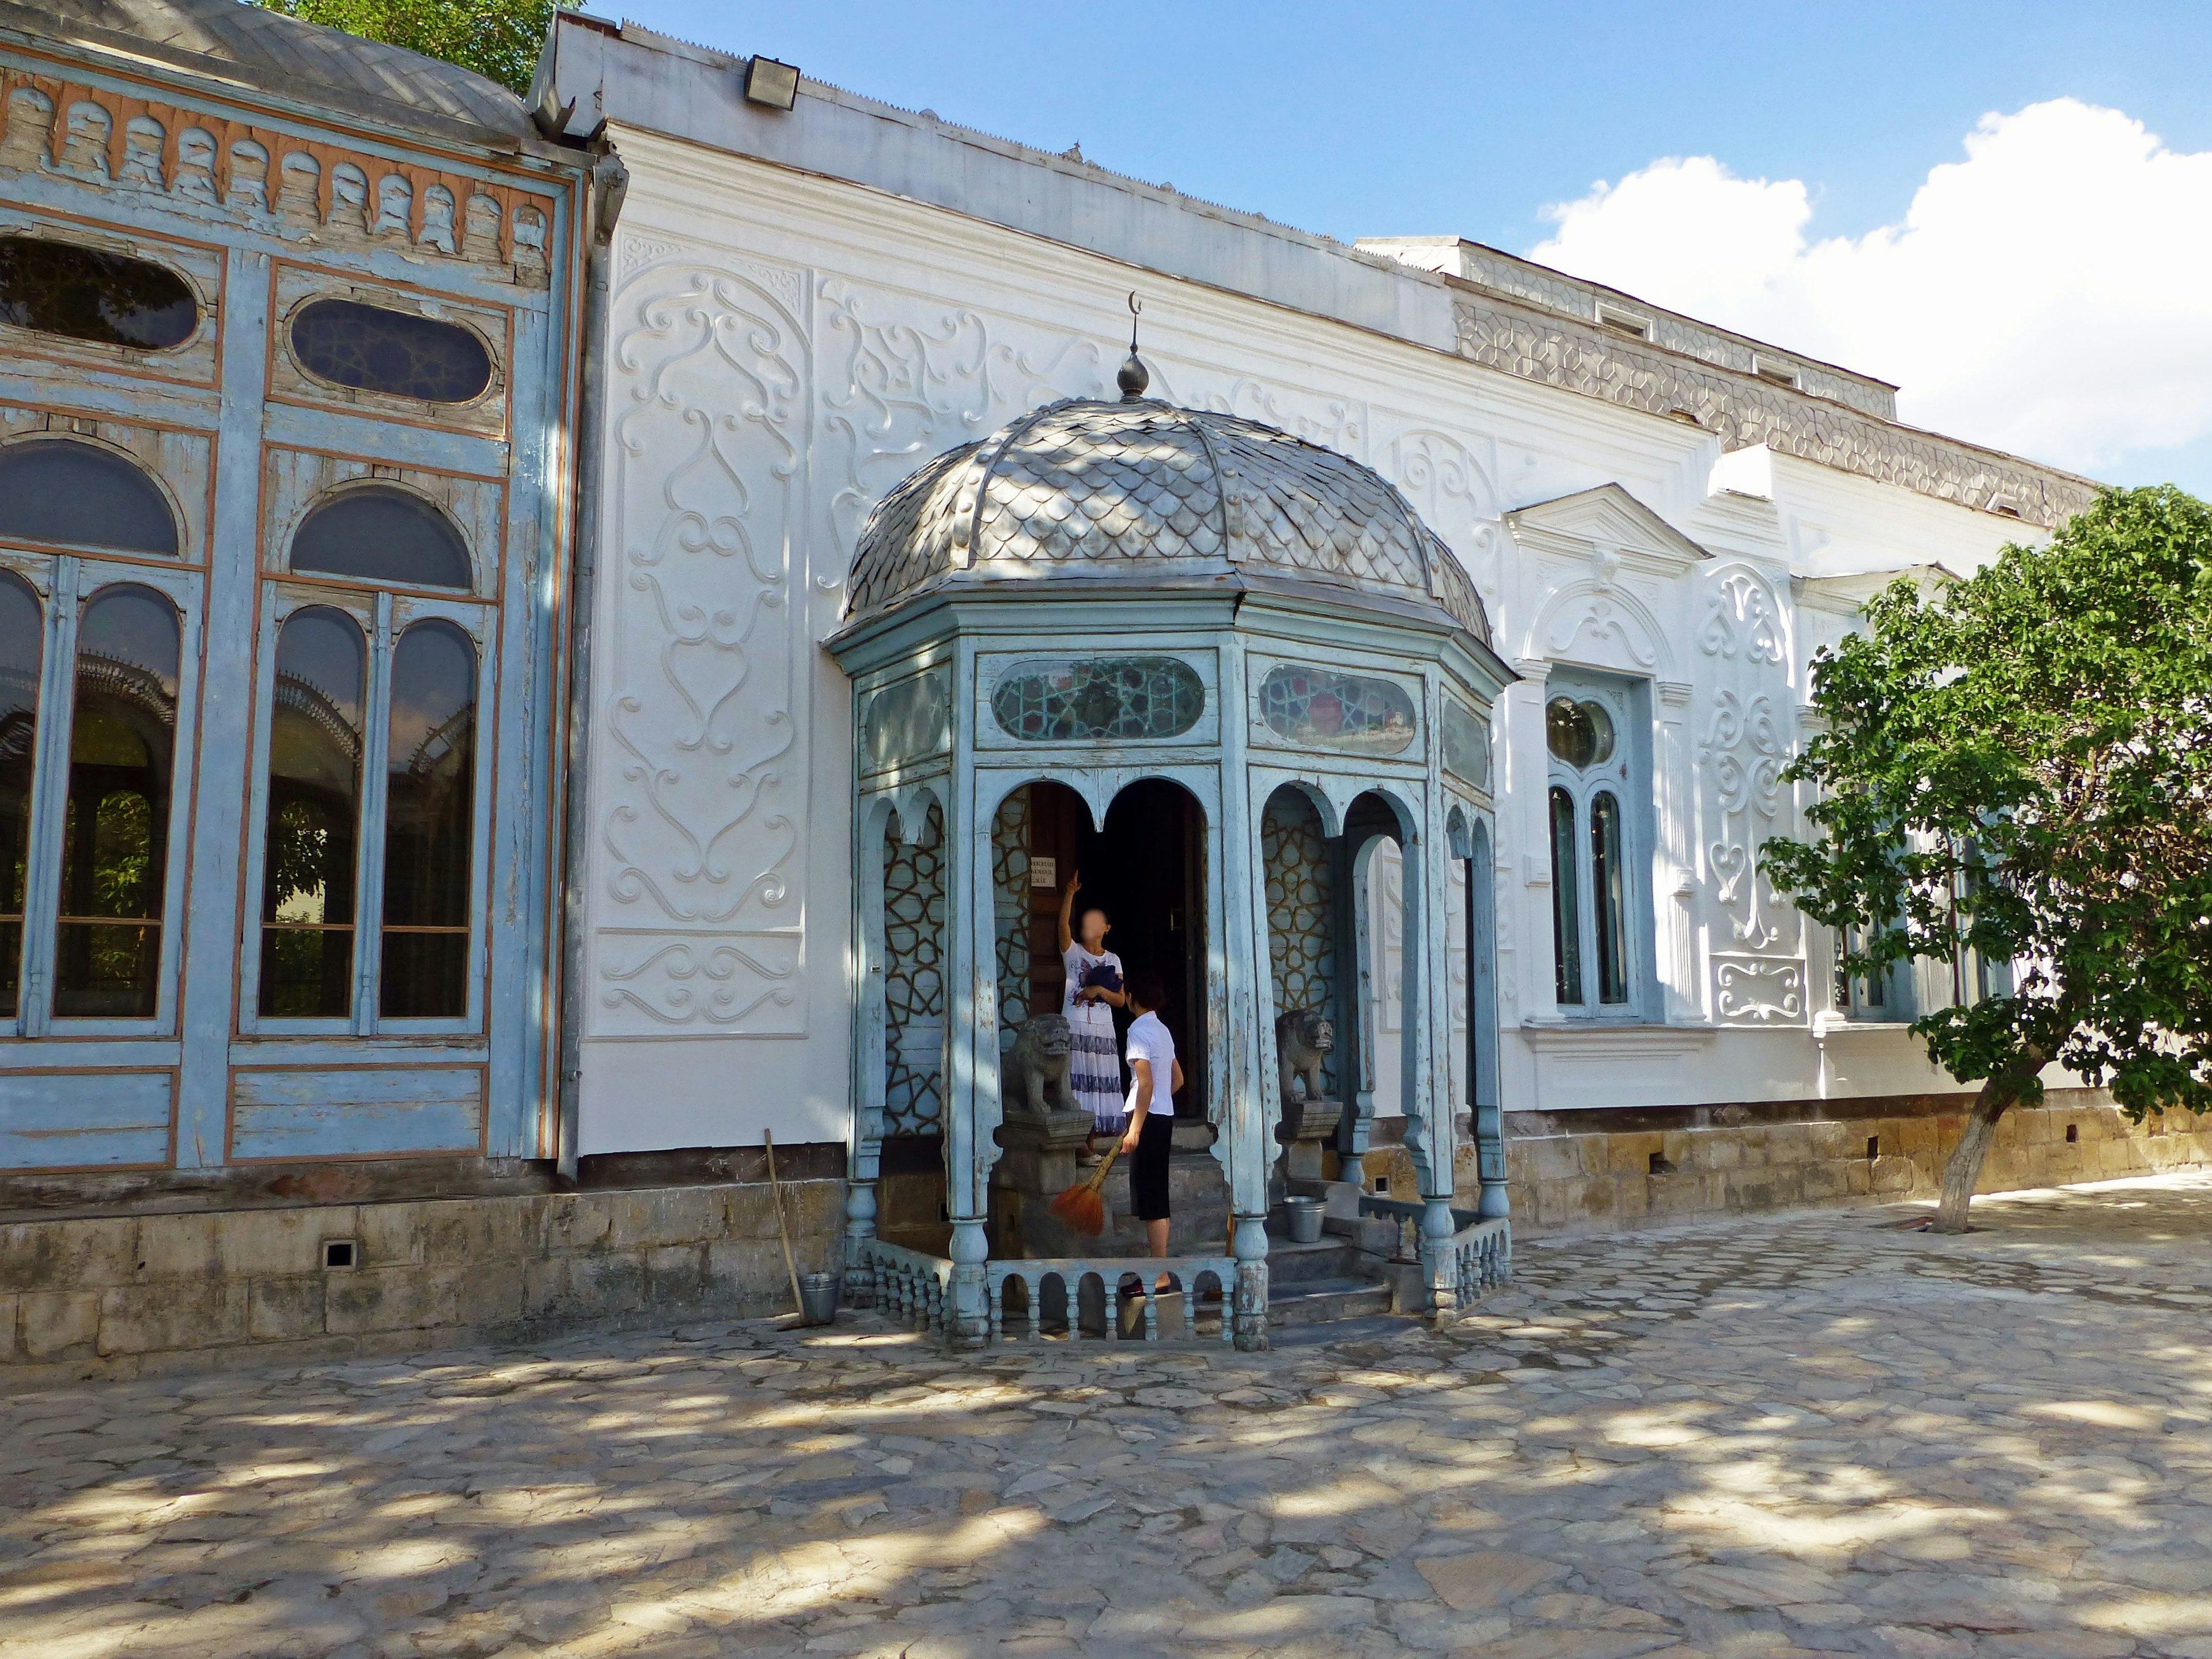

{"left": 1003, "top": 1014, "right": 1077, "bottom": 1119}
{"left": 1275, "top": 1008, "right": 1335, "bottom": 1103}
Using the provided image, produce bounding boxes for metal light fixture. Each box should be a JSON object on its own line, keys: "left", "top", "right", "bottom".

{"left": 744, "top": 55, "right": 799, "bottom": 111}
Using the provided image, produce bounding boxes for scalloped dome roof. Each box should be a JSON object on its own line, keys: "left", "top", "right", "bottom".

{"left": 846, "top": 397, "right": 1491, "bottom": 642}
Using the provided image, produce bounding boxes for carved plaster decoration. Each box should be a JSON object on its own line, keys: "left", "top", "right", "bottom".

{"left": 1532, "top": 581, "right": 1666, "bottom": 674}
{"left": 1696, "top": 563, "right": 1804, "bottom": 1021}
{"left": 818, "top": 279, "right": 1101, "bottom": 592}
{"left": 1711, "top": 954, "right": 1806, "bottom": 1024}
{"left": 0, "top": 72, "right": 553, "bottom": 286}
{"left": 1386, "top": 427, "right": 1503, "bottom": 611}
{"left": 1185, "top": 376, "right": 1366, "bottom": 457}
{"left": 1699, "top": 568, "right": 1787, "bottom": 664}
{"left": 593, "top": 257, "right": 809, "bottom": 1034}
{"left": 1455, "top": 294, "right": 2093, "bottom": 529}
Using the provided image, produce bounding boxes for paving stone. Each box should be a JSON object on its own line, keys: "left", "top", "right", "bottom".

{"left": 5, "top": 1171, "right": 2212, "bottom": 1657}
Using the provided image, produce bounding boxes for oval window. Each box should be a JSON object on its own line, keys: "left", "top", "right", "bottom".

{"left": 290, "top": 298, "right": 494, "bottom": 404}
{"left": 991, "top": 657, "right": 1204, "bottom": 742}
{"left": 1257, "top": 665, "right": 1416, "bottom": 756}
{"left": 1546, "top": 697, "right": 1615, "bottom": 768}
{"left": 0, "top": 235, "right": 198, "bottom": 351}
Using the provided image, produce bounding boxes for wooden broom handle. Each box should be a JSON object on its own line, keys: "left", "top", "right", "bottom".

{"left": 765, "top": 1129, "right": 806, "bottom": 1319}
{"left": 1087, "top": 1141, "right": 1122, "bottom": 1192}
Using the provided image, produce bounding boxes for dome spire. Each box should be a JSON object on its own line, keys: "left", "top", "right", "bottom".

{"left": 1117, "top": 290, "right": 1150, "bottom": 400}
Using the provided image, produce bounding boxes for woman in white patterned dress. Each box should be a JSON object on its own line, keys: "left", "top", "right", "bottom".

{"left": 1056, "top": 871, "right": 1127, "bottom": 1165}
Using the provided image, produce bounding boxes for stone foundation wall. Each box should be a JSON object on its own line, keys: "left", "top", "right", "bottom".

{"left": 1363, "top": 1090, "right": 2212, "bottom": 1238}
{"left": 0, "top": 1177, "right": 844, "bottom": 1382}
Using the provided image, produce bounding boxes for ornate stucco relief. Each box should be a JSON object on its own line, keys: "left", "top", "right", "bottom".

{"left": 818, "top": 282, "right": 1104, "bottom": 592}
{"left": 591, "top": 253, "right": 809, "bottom": 1035}
{"left": 1453, "top": 295, "right": 2094, "bottom": 529}
{"left": 1696, "top": 564, "right": 1806, "bottom": 1025}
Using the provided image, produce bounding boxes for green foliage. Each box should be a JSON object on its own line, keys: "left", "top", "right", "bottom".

{"left": 1766, "top": 487, "right": 2212, "bottom": 1120}
{"left": 246, "top": 0, "right": 555, "bottom": 94}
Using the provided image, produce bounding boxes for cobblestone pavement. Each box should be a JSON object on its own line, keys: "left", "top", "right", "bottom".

{"left": 7, "top": 1172, "right": 2212, "bottom": 1659}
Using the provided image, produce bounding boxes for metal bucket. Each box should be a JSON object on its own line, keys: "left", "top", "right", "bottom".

{"left": 1283, "top": 1196, "right": 1325, "bottom": 1245}
{"left": 798, "top": 1271, "right": 841, "bottom": 1325}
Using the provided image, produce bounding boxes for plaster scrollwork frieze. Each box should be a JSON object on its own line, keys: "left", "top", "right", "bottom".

{"left": 1386, "top": 427, "right": 1503, "bottom": 613}
{"left": 1696, "top": 563, "right": 1804, "bottom": 1021}
{"left": 1711, "top": 954, "right": 1807, "bottom": 1024}
{"left": 593, "top": 257, "right": 810, "bottom": 1034}
{"left": 817, "top": 280, "right": 1103, "bottom": 592}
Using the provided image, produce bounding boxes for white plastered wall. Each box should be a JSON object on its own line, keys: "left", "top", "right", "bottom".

{"left": 576, "top": 124, "right": 2057, "bottom": 1153}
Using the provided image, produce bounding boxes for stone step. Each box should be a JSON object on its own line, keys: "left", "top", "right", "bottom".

{"left": 1268, "top": 1277, "right": 1397, "bottom": 1326}
{"left": 1264, "top": 1234, "right": 1368, "bottom": 1286}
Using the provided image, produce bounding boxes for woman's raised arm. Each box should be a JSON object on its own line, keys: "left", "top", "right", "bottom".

{"left": 1056, "top": 870, "right": 1080, "bottom": 954}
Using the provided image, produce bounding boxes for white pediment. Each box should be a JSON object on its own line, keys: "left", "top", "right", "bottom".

{"left": 1503, "top": 483, "right": 1711, "bottom": 579}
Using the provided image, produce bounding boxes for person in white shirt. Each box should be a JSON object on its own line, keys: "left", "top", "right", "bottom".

{"left": 1118, "top": 969, "right": 1183, "bottom": 1262}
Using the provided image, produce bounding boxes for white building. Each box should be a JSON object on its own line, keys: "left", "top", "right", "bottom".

{"left": 523, "top": 18, "right": 2162, "bottom": 1343}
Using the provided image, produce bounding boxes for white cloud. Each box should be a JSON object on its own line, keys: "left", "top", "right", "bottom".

{"left": 1526, "top": 99, "right": 2212, "bottom": 479}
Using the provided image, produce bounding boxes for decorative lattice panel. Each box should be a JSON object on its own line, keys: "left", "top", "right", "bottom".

{"left": 991, "top": 785, "right": 1031, "bottom": 1049}
{"left": 883, "top": 801, "right": 945, "bottom": 1134}
{"left": 1262, "top": 788, "right": 1337, "bottom": 1096}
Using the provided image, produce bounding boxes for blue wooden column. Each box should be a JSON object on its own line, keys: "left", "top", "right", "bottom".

{"left": 1219, "top": 643, "right": 1273, "bottom": 1350}
{"left": 1409, "top": 675, "right": 1462, "bottom": 1319}
{"left": 947, "top": 647, "right": 996, "bottom": 1349}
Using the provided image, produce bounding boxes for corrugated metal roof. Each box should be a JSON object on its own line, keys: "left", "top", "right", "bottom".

{"left": 3, "top": 0, "right": 533, "bottom": 141}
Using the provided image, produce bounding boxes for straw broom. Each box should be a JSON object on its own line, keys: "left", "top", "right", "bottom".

{"left": 1047, "top": 1141, "right": 1122, "bottom": 1237}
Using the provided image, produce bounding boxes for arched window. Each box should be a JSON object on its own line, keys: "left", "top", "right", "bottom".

{"left": 381, "top": 620, "right": 476, "bottom": 1018}
{"left": 55, "top": 584, "right": 179, "bottom": 1019}
{"left": 1590, "top": 791, "right": 1629, "bottom": 1005}
{"left": 0, "top": 440, "right": 177, "bottom": 556}
{"left": 259, "top": 607, "right": 365, "bottom": 1018}
{"left": 290, "top": 487, "right": 471, "bottom": 590}
{"left": 1548, "top": 787, "right": 1581, "bottom": 1006}
{"left": 0, "top": 234, "right": 198, "bottom": 350}
{"left": 1546, "top": 674, "right": 1646, "bottom": 1015}
{"left": 0, "top": 570, "right": 40, "bottom": 1017}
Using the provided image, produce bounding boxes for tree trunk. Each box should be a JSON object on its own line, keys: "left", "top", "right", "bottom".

{"left": 1930, "top": 1074, "right": 2022, "bottom": 1233}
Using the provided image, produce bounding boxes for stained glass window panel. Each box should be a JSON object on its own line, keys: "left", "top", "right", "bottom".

{"left": 990, "top": 657, "right": 1203, "bottom": 742}
{"left": 1258, "top": 665, "right": 1416, "bottom": 756}
{"left": 1442, "top": 698, "right": 1491, "bottom": 790}
{"left": 290, "top": 298, "right": 493, "bottom": 404}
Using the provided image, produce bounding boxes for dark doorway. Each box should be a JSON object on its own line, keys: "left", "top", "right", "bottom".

{"left": 1021, "top": 779, "right": 1207, "bottom": 1119}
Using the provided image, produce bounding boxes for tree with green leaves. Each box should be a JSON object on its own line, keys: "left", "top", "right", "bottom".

{"left": 1765, "top": 486, "right": 2212, "bottom": 1232}
{"left": 247, "top": 0, "right": 555, "bottom": 95}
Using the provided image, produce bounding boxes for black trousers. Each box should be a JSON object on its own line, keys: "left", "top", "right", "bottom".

{"left": 1130, "top": 1111, "right": 1173, "bottom": 1222}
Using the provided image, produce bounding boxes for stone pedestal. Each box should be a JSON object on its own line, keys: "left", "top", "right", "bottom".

{"left": 1273, "top": 1096, "right": 1343, "bottom": 1201}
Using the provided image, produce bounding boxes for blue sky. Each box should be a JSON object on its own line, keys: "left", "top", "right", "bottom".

{"left": 595, "top": 2, "right": 2212, "bottom": 493}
